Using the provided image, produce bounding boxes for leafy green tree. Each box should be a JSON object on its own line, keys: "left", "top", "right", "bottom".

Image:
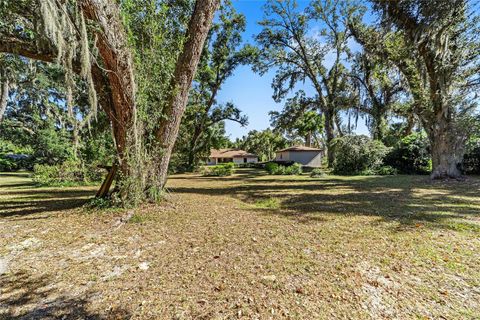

{"left": 177, "top": 3, "right": 253, "bottom": 170}
{"left": 332, "top": 134, "right": 389, "bottom": 175}
{"left": 254, "top": 0, "right": 362, "bottom": 166}
{"left": 384, "top": 132, "right": 431, "bottom": 174}
{"left": 0, "top": 0, "right": 219, "bottom": 204}
{"left": 270, "top": 91, "right": 324, "bottom": 147}
{"left": 234, "top": 129, "right": 289, "bottom": 161}
{"left": 350, "top": 0, "right": 480, "bottom": 178}
{"left": 350, "top": 52, "right": 406, "bottom": 141}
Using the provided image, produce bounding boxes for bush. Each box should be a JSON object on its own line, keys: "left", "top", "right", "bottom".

{"left": 222, "top": 162, "right": 235, "bottom": 170}
{"left": 384, "top": 132, "right": 431, "bottom": 174}
{"left": 0, "top": 140, "right": 34, "bottom": 171}
{"left": 0, "top": 156, "right": 16, "bottom": 171}
{"left": 32, "top": 164, "right": 60, "bottom": 185}
{"left": 332, "top": 135, "right": 389, "bottom": 175}
{"left": 265, "top": 162, "right": 279, "bottom": 174}
{"left": 310, "top": 168, "right": 325, "bottom": 178}
{"left": 462, "top": 144, "right": 480, "bottom": 174}
{"left": 202, "top": 163, "right": 235, "bottom": 176}
{"left": 32, "top": 160, "right": 104, "bottom": 186}
{"left": 265, "top": 162, "right": 302, "bottom": 175}
{"left": 376, "top": 165, "right": 398, "bottom": 176}
{"left": 284, "top": 163, "right": 302, "bottom": 175}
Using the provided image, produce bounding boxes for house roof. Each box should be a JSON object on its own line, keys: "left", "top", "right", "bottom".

{"left": 209, "top": 148, "right": 258, "bottom": 158}
{"left": 276, "top": 146, "right": 323, "bottom": 152}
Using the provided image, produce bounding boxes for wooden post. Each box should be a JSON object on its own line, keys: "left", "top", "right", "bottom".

{"left": 96, "top": 164, "right": 118, "bottom": 198}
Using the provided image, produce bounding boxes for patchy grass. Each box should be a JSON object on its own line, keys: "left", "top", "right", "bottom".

{"left": 0, "top": 169, "right": 479, "bottom": 319}
{"left": 253, "top": 197, "right": 281, "bottom": 209}
{"left": 128, "top": 213, "right": 150, "bottom": 224}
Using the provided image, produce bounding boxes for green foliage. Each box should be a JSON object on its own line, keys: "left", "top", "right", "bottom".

{"left": 0, "top": 140, "right": 33, "bottom": 171}
{"left": 202, "top": 163, "right": 235, "bottom": 177}
{"left": 285, "top": 163, "right": 302, "bottom": 175}
{"left": 310, "top": 168, "right": 325, "bottom": 178}
{"left": 332, "top": 135, "right": 389, "bottom": 175}
{"left": 128, "top": 213, "right": 148, "bottom": 224}
{"left": 172, "top": 3, "right": 253, "bottom": 171}
{"left": 462, "top": 127, "right": 480, "bottom": 175}
{"left": 270, "top": 91, "right": 324, "bottom": 146}
{"left": 350, "top": 51, "right": 404, "bottom": 141}
{"left": 253, "top": 198, "right": 280, "bottom": 209}
{"left": 384, "top": 132, "right": 431, "bottom": 174}
{"left": 462, "top": 144, "right": 480, "bottom": 175}
{"left": 265, "top": 162, "right": 302, "bottom": 175}
{"left": 376, "top": 165, "right": 398, "bottom": 176}
{"left": 32, "top": 160, "right": 103, "bottom": 186}
{"left": 0, "top": 157, "right": 16, "bottom": 172}
{"left": 87, "top": 197, "right": 114, "bottom": 209}
{"left": 33, "top": 126, "right": 73, "bottom": 165}
{"left": 234, "top": 129, "right": 288, "bottom": 162}
{"left": 265, "top": 162, "right": 279, "bottom": 175}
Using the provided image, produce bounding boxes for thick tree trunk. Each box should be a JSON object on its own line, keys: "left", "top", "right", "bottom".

{"left": 428, "top": 119, "right": 463, "bottom": 179}
{"left": 0, "top": 78, "right": 8, "bottom": 123}
{"left": 155, "top": 0, "right": 219, "bottom": 188}
{"left": 80, "top": 0, "right": 137, "bottom": 195}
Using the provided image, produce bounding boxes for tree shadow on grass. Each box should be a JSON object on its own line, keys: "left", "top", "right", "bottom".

{"left": 170, "top": 174, "right": 480, "bottom": 232}
{"left": 0, "top": 187, "right": 95, "bottom": 220}
{"left": 0, "top": 270, "right": 130, "bottom": 319}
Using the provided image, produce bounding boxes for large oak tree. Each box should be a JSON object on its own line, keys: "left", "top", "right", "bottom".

{"left": 0, "top": 0, "right": 219, "bottom": 204}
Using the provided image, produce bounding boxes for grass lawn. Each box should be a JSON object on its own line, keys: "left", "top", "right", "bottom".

{"left": 1, "top": 169, "right": 479, "bottom": 319}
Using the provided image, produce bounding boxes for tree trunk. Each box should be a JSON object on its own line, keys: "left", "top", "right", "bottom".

{"left": 428, "top": 119, "right": 463, "bottom": 179}
{"left": 305, "top": 133, "right": 311, "bottom": 147}
{"left": 324, "top": 109, "right": 335, "bottom": 167}
{"left": 372, "top": 111, "right": 386, "bottom": 141}
{"left": 155, "top": 0, "right": 219, "bottom": 188}
{"left": 80, "top": 0, "right": 137, "bottom": 197}
{"left": 72, "top": 125, "right": 80, "bottom": 159}
{"left": 186, "top": 125, "right": 203, "bottom": 171}
{"left": 0, "top": 78, "right": 8, "bottom": 123}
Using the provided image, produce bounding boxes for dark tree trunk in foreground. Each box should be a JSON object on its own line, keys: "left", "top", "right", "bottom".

{"left": 155, "top": 0, "right": 220, "bottom": 188}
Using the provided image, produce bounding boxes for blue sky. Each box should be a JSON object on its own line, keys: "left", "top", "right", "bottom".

{"left": 216, "top": 0, "right": 370, "bottom": 140}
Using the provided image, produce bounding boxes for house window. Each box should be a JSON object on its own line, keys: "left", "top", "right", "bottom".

{"left": 280, "top": 154, "right": 283, "bottom": 159}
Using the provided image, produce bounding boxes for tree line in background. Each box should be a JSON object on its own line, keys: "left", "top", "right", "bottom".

{"left": 0, "top": 0, "right": 479, "bottom": 206}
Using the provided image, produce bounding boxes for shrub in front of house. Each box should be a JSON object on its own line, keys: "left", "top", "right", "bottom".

{"left": 332, "top": 135, "right": 389, "bottom": 175}
{"left": 0, "top": 156, "right": 17, "bottom": 172}
{"left": 265, "top": 162, "right": 279, "bottom": 174}
{"left": 284, "top": 163, "right": 302, "bottom": 175}
{"left": 310, "top": 168, "right": 325, "bottom": 178}
{"left": 202, "top": 163, "right": 235, "bottom": 177}
{"left": 265, "top": 162, "right": 302, "bottom": 175}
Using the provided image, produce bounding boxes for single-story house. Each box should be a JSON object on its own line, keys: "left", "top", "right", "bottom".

{"left": 274, "top": 146, "right": 323, "bottom": 167}
{"left": 207, "top": 148, "right": 258, "bottom": 165}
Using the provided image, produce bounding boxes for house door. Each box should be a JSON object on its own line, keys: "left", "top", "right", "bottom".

{"left": 243, "top": 158, "right": 247, "bottom": 163}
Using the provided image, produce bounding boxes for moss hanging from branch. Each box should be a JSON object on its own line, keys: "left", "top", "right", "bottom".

{"left": 39, "top": 0, "right": 97, "bottom": 118}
